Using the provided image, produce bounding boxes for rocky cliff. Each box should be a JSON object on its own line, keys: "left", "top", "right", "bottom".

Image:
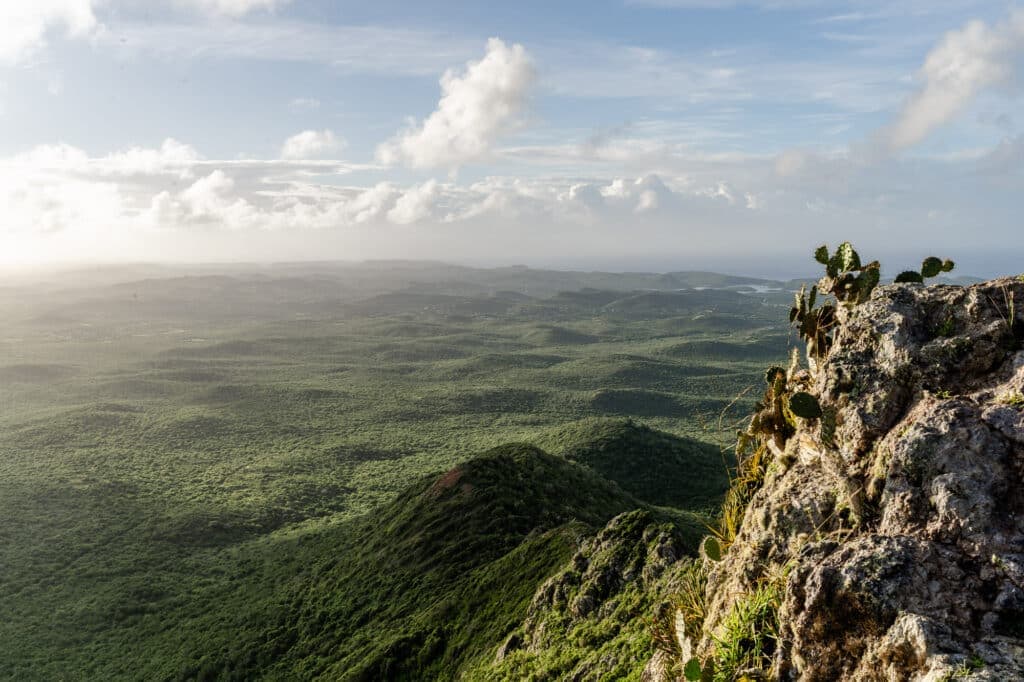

{"left": 674, "top": 276, "right": 1024, "bottom": 680}
{"left": 476, "top": 509, "right": 696, "bottom": 680}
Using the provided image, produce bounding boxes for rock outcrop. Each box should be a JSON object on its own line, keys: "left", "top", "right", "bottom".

{"left": 694, "top": 277, "right": 1024, "bottom": 680}
{"left": 480, "top": 509, "right": 694, "bottom": 681}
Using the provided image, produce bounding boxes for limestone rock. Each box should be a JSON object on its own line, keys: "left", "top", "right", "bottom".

{"left": 697, "top": 277, "right": 1024, "bottom": 680}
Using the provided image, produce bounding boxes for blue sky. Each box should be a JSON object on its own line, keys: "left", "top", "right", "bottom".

{"left": 1, "top": 0, "right": 1022, "bottom": 276}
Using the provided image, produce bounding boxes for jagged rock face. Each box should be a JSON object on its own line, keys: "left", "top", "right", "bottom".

{"left": 699, "top": 277, "right": 1024, "bottom": 681}
{"left": 484, "top": 510, "right": 691, "bottom": 680}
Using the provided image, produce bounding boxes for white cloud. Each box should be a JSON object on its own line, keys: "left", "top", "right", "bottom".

{"left": 101, "top": 21, "right": 480, "bottom": 78}
{"left": 13, "top": 138, "right": 202, "bottom": 179}
{"left": 281, "top": 130, "right": 344, "bottom": 160}
{"left": 0, "top": 172, "right": 123, "bottom": 235}
{"left": 696, "top": 180, "right": 737, "bottom": 204}
{"left": 598, "top": 175, "right": 676, "bottom": 213}
{"left": 173, "top": 0, "right": 292, "bottom": 17}
{"left": 289, "top": 97, "right": 321, "bottom": 110}
{"left": 885, "top": 9, "right": 1024, "bottom": 151}
{"left": 0, "top": 0, "right": 300, "bottom": 66}
{"left": 2, "top": 137, "right": 1022, "bottom": 274}
{"left": 180, "top": 169, "right": 235, "bottom": 213}
{"left": 343, "top": 183, "right": 398, "bottom": 224}
{"left": 624, "top": 0, "right": 825, "bottom": 8}
{"left": 102, "top": 138, "right": 202, "bottom": 176}
{"left": 377, "top": 38, "right": 535, "bottom": 169}
{"left": 387, "top": 180, "right": 439, "bottom": 224}
{"left": 0, "top": 0, "right": 98, "bottom": 65}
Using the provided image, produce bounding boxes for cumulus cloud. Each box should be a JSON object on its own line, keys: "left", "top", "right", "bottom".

{"left": 0, "top": 0, "right": 98, "bottom": 65}
{"left": 600, "top": 175, "right": 676, "bottom": 213}
{"left": 281, "top": 130, "right": 344, "bottom": 160}
{"left": 377, "top": 38, "right": 534, "bottom": 169}
{"left": 344, "top": 183, "right": 398, "bottom": 224}
{"left": 180, "top": 170, "right": 235, "bottom": 213}
{"left": 387, "top": 180, "right": 439, "bottom": 224}
{"left": 885, "top": 10, "right": 1024, "bottom": 151}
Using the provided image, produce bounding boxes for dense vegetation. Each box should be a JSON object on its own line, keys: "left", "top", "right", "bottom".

{"left": 0, "top": 262, "right": 792, "bottom": 679}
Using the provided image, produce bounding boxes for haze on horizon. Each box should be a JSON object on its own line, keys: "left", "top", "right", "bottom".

{"left": 2, "top": 1, "right": 1023, "bottom": 276}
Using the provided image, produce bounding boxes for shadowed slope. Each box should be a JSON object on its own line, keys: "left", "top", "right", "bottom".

{"left": 539, "top": 418, "right": 729, "bottom": 511}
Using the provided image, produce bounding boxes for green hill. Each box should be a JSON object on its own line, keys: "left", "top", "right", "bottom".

{"left": 126, "top": 444, "right": 689, "bottom": 681}
{"left": 537, "top": 418, "right": 729, "bottom": 511}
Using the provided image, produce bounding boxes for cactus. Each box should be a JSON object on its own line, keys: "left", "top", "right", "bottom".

{"left": 789, "top": 391, "right": 822, "bottom": 419}
{"left": 894, "top": 271, "right": 923, "bottom": 283}
{"left": 818, "top": 242, "right": 880, "bottom": 306}
{"left": 814, "top": 245, "right": 829, "bottom": 265}
{"left": 684, "top": 658, "right": 703, "bottom": 681}
{"left": 703, "top": 535, "right": 722, "bottom": 562}
{"left": 792, "top": 242, "right": 881, "bottom": 362}
{"left": 895, "top": 256, "right": 955, "bottom": 284}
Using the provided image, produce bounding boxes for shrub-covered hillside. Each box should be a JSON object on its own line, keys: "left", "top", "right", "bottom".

{"left": 84, "top": 444, "right": 710, "bottom": 680}
{"left": 0, "top": 264, "right": 786, "bottom": 679}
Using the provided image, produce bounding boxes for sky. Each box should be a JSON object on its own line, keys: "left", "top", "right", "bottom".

{"left": 1, "top": 0, "right": 1023, "bottom": 277}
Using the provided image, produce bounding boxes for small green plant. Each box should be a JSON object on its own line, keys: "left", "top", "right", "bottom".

{"left": 936, "top": 316, "right": 957, "bottom": 337}
{"left": 984, "top": 284, "right": 1022, "bottom": 349}
{"left": 894, "top": 256, "right": 955, "bottom": 284}
{"left": 939, "top": 652, "right": 985, "bottom": 680}
{"left": 996, "top": 391, "right": 1024, "bottom": 409}
{"left": 708, "top": 581, "right": 781, "bottom": 681}
{"left": 666, "top": 560, "right": 714, "bottom": 681}
{"left": 654, "top": 560, "right": 712, "bottom": 679}
{"left": 675, "top": 560, "right": 709, "bottom": 639}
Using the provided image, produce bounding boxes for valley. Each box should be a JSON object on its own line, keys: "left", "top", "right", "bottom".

{"left": 0, "top": 262, "right": 793, "bottom": 680}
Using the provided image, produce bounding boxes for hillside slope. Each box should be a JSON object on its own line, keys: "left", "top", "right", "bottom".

{"left": 69, "top": 439, "right": 716, "bottom": 682}
{"left": 473, "top": 509, "right": 698, "bottom": 681}
{"left": 137, "top": 444, "right": 641, "bottom": 681}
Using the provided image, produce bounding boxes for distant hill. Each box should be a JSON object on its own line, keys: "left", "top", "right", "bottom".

{"left": 537, "top": 418, "right": 729, "bottom": 511}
